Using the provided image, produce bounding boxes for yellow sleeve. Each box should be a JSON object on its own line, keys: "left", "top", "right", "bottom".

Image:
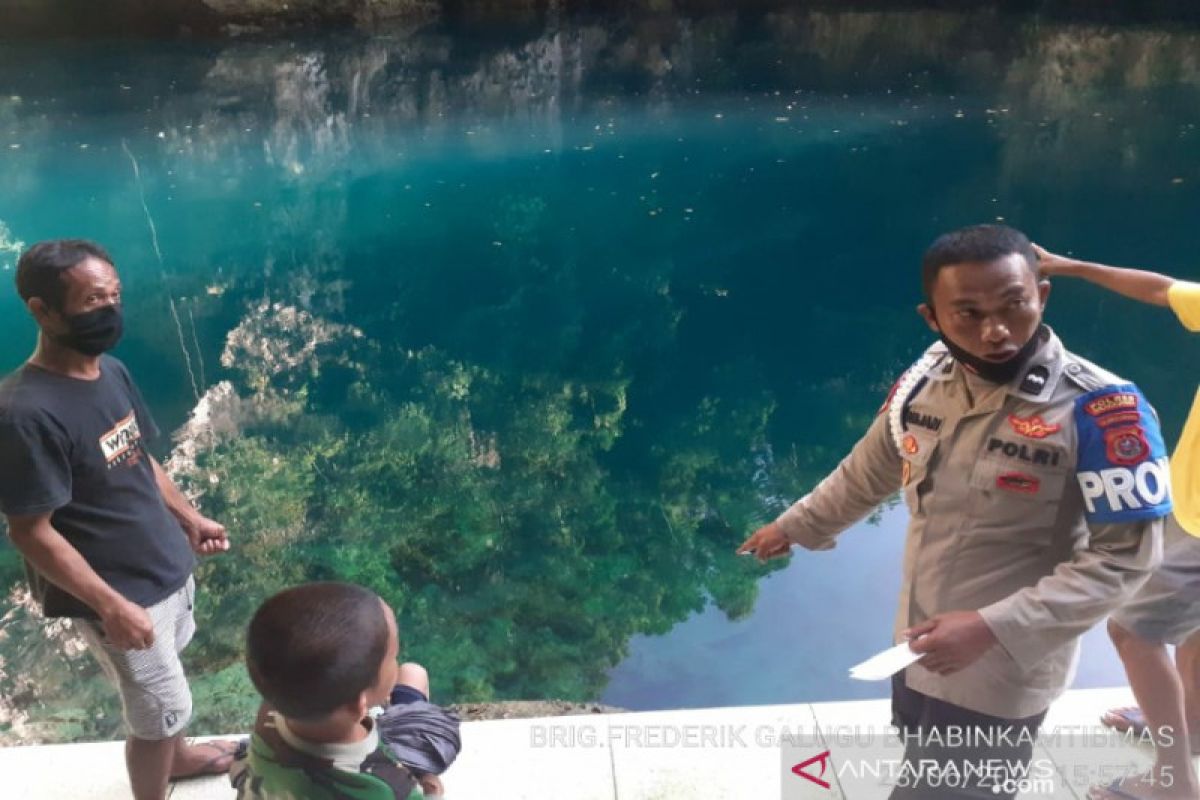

{"left": 1168, "top": 281, "right": 1200, "bottom": 332}
{"left": 1172, "top": 389, "right": 1200, "bottom": 537}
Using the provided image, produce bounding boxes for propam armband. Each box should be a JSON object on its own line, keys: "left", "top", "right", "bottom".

{"left": 1074, "top": 384, "right": 1173, "bottom": 523}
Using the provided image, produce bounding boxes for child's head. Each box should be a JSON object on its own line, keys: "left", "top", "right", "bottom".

{"left": 247, "top": 582, "right": 400, "bottom": 723}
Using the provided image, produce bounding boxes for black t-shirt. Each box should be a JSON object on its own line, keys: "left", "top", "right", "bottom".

{"left": 0, "top": 355, "right": 195, "bottom": 618}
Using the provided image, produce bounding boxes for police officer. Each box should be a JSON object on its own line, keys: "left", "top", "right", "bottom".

{"left": 739, "top": 224, "right": 1170, "bottom": 800}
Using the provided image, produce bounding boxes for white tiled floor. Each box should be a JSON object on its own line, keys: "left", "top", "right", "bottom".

{"left": 1, "top": 689, "right": 1196, "bottom": 799}
{"left": 608, "top": 703, "right": 816, "bottom": 800}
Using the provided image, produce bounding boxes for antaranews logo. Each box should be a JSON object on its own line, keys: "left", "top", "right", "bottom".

{"left": 779, "top": 724, "right": 1167, "bottom": 797}
{"left": 784, "top": 746, "right": 1060, "bottom": 798}
{"left": 791, "top": 750, "right": 833, "bottom": 789}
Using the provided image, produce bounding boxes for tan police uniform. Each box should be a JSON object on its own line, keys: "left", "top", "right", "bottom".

{"left": 775, "top": 326, "right": 1168, "bottom": 719}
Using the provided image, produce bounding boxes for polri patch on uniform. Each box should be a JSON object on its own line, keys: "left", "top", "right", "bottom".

{"left": 986, "top": 437, "right": 1062, "bottom": 467}
{"left": 1019, "top": 365, "right": 1050, "bottom": 395}
{"left": 1074, "top": 384, "right": 1173, "bottom": 523}
{"left": 997, "top": 472, "right": 1040, "bottom": 494}
{"left": 902, "top": 434, "right": 919, "bottom": 455}
{"left": 1007, "top": 413, "right": 1061, "bottom": 439}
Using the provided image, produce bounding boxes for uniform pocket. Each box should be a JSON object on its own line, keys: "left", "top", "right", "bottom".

{"left": 967, "top": 458, "right": 1067, "bottom": 532}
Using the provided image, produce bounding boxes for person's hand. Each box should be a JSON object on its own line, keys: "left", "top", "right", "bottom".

{"left": 100, "top": 597, "right": 155, "bottom": 650}
{"left": 904, "top": 611, "right": 998, "bottom": 675}
{"left": 183, "top": 515, "right": 230, "bottom": 556}
{"left": 417, "top": 774, "right": 444, "bottom": 797}
{"left": 1032, "top": 243, "right": 1079, "bottom": 277}
{"left": 737, "top": 521, "right": 792, "bottom": 563}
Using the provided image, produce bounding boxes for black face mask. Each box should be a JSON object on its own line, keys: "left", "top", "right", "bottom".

{"left": 937, "top": 323, "right": 1045, "bottom": 385}
{"left": 54, "top": 304, "right": 124, "bottom": 356}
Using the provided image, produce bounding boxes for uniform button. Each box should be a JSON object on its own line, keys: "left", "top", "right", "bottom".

{"left": 1066, "top": 364, "right": 1081, "bottom": 374}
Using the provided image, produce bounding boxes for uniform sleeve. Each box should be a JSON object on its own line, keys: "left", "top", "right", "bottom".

{"left": 0, "top": 413, "right": 73, "bottom": 516}
{"left": 774, "top": 411, "right": 903, "bottom": 550}
{"left": 1168, "top": 280, "right": 1200, "bottom": 332}
{"left": 979, "top": 518, "right": 1160, "bottom": 671}
{"left": 979, "top": 383, "right": 1170, "bottom": 670}
{"left": 1072, "top": 385, "right": 1172, "bottom": 524}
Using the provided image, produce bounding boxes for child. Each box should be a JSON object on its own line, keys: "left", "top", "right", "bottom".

{"left": 230, "top": 582, "right": 458, "bottom": 799}
{"left": 1036, "top": 244, "right": 1200, "bottom": 800}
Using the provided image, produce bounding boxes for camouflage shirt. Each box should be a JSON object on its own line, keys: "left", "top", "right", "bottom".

{"left": 231, "top": 712, "right": 424, "bottom": 800}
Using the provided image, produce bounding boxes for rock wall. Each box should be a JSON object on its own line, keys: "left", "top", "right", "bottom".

{"left": 5, "top": 1, "right": 1200, "bottom": 38}
{"left": 5, "top": 8, "right": 1200, "bottom": 183}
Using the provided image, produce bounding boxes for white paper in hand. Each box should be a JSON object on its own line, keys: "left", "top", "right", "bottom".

{"left": 848, "top": 641, "right": 924, "bottom": 681}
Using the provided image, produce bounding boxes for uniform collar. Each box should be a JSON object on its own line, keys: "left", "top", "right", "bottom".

{"left": 925, "top": 325, "right": 1065, "bottom": 400}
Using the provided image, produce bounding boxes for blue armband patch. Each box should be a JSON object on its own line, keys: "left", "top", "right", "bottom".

{"left": 1074, "top": 384, "right": 1173, "bottom": 523}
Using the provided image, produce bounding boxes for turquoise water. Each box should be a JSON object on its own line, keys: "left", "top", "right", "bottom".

{"left": 1, "top": 15, "right": 1200, "bottom": 738}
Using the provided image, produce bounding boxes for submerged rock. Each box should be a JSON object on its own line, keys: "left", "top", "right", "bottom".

{"left": 200, "top": 0, "right": 441, "bottom": 28}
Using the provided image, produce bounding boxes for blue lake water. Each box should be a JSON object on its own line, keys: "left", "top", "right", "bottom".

{"left": 1, "top": 12, "right": 1199, "bottom": 739}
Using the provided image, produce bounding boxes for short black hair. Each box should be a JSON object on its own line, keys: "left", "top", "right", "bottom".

{"left": 246, "top": 582, "right": 391, "bottom": 722}
{"left": 16, "top": 239, "right": 113, "bottom": 309}
{"left": 921, "top": 224, "right": 1037, "bottom": 303}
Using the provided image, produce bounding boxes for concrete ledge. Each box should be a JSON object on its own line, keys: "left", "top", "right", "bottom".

{"left": 2, "top": 687, "right": 1196, "bottom": 799}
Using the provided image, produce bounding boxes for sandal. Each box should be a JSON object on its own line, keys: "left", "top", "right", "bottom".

{"left": 171, "top": 738, "right": 248, "bottom": 781}
{"left": 1100, "top": 706, "right": 1148, "bottom": 735}
{"left": 1087, "top": 778, "right": 1149, "bottom": 800}
{"left": 1100, "top": 707, "right": 1200, "bottom": 754}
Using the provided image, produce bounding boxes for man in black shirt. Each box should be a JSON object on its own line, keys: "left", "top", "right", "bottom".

{"left": 0, "top": 240, "right": 235, "bottom": 799}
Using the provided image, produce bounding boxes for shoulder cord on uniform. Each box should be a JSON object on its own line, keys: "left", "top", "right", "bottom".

{"left": 887, "top": 349, "right": 946, "bottom": 457}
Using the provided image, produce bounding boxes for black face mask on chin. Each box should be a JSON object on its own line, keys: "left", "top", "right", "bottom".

{"left": 935, "top": 321, "right": 1045, "bottom": 385}
{"left": 53, "top": 304, "right": 124, "bottom": 356}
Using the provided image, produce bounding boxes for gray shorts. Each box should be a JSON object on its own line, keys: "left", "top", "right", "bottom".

{"left": 75, "top": 576, "right": 196, "bottom": 740}
{"left": 1111, "top": 516, "right": 1200, "bottom": 646}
